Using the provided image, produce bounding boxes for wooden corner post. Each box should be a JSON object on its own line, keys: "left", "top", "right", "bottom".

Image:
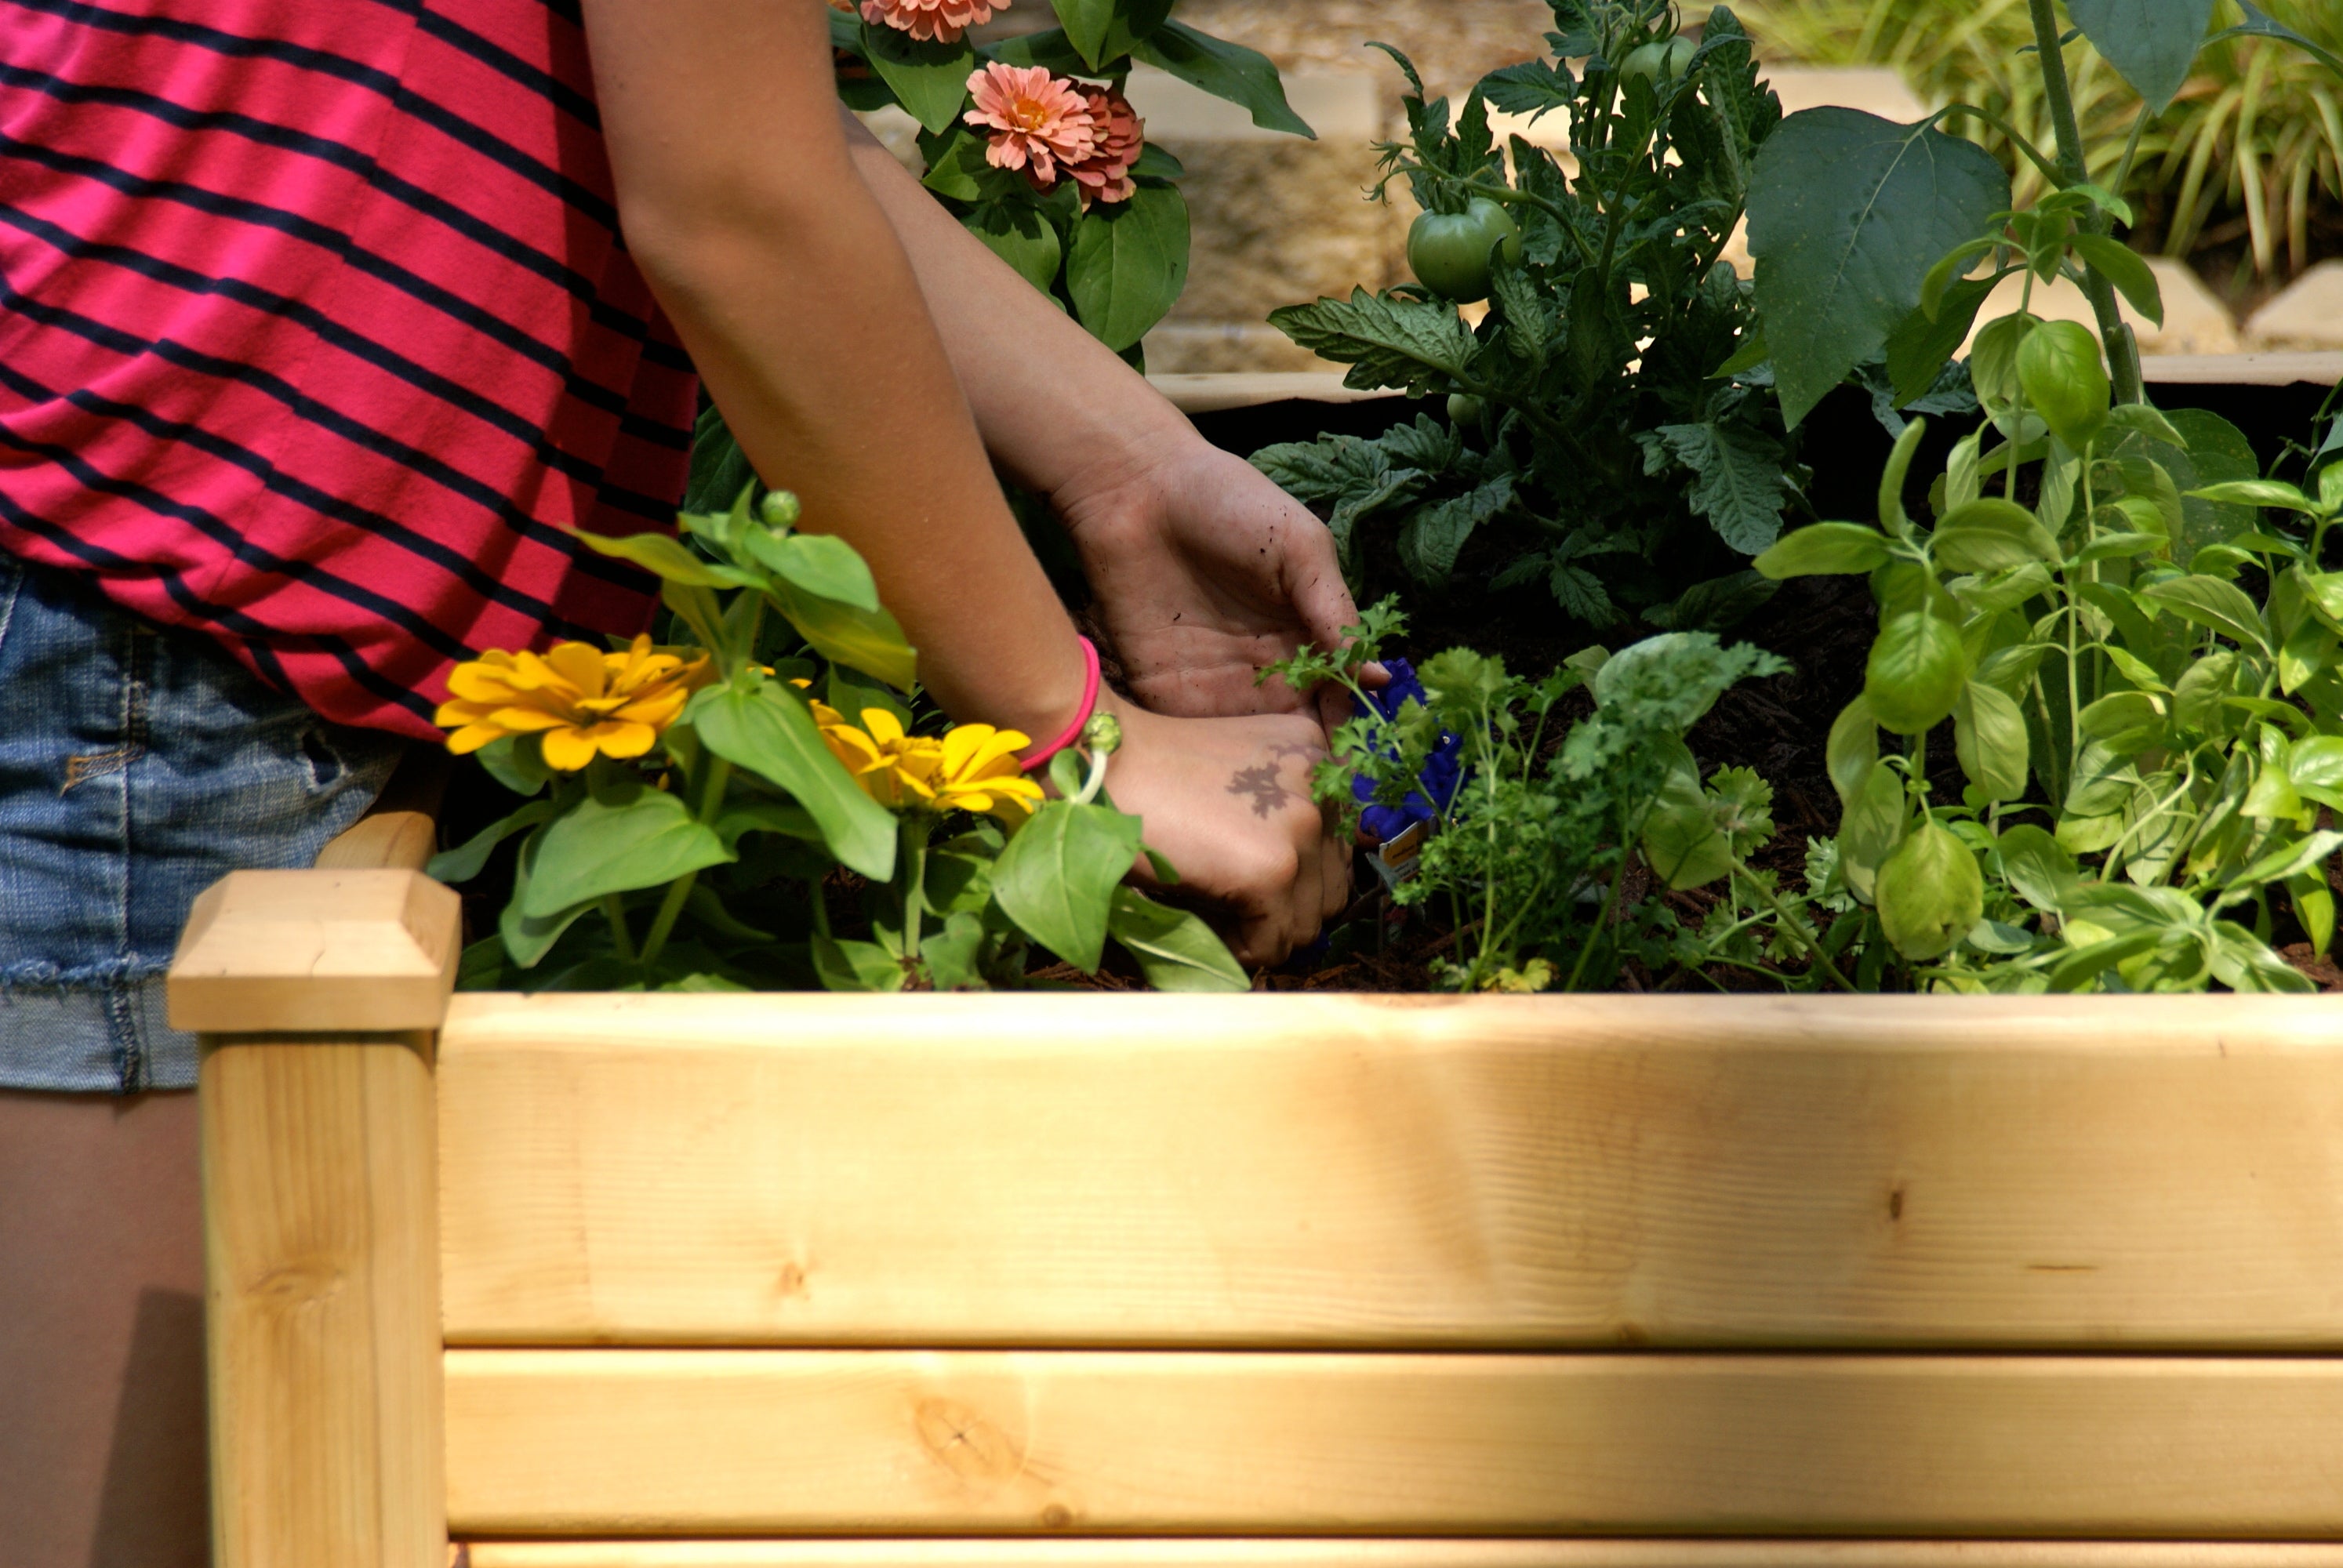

{"left": 168, "top": 868, "right": 462, "bottom": 1568}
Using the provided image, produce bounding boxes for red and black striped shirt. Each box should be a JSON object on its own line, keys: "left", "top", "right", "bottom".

{"left": 0, "top": 0, "right": 694, "bottom": 739}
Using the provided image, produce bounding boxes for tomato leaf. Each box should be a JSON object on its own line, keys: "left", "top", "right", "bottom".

{"left": 1646, "top": 419, "right": 1791, "bottom": 554}
{"left": 1269, "top": 287, "right": 1481, "bottom": 397}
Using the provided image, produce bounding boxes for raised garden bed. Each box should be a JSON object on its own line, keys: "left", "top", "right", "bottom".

{"left": 170, "top": 755, "right": 2343, "bottom": 1566}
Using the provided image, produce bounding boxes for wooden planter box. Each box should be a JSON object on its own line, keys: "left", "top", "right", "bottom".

{"left": 165, "top": 779, "right": 2343, "bottom": 1568}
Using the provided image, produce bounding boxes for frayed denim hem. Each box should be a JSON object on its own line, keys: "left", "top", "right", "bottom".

{"left": 0, "top": 976, "right": 192, "bottom": 1093}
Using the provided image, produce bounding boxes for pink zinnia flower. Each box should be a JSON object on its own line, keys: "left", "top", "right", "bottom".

{"left": 859, "top": 0, "right": 1002, "bottom": 46}
{"left": 964, "top": 63, "right": 1096, "bottom": 191}
{"left": 1063, "top": 85, "right": 1143, "bottom": 205}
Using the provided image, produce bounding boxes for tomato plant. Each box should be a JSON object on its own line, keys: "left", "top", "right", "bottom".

{"left": 1252, "top": 2, "right": 1930, "bottom": 635}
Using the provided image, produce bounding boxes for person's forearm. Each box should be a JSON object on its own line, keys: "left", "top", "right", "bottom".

{"left": 841, "top": 111, "right": 1201, "bottom": 501}
{"left": 584, "top": 0, "right": 1084, "bottom": 739}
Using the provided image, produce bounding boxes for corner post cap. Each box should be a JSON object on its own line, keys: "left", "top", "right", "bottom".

{"left": 166, "top": 869, "right": 462, "bottom": 1033}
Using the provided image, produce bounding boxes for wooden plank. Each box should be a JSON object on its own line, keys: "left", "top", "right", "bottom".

{"left": 182, "top": 862, "right": 463, "bottom": 1568}
{"left": 316, "top": 749, "right": 448, "bottom": 873}
{"left": 171, "top": 869, "right": 460, "bottom": 1033}
{"left": 1148, "top": 372, "right": 1405, "bottom": 413}
{"left": 444, "top": 1349, "right": 2343, "bottom": 1537}
{"left": 459, "top": 1543, "right": 2343, "bottom": 1568}
{"left": 438, "top": 993, "right": 2343, "bottom": 1348}
{"left": 204, "top": 1032, "right": 447, "bottom": 1568}
{"left": 314, "top": 810, "right": 438, "bottom": 874}
{"left": 2138, "top": 350, "right": 2343, "bottom": 385}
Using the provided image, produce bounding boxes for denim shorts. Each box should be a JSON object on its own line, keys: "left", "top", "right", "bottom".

{"left": 0, "top": 554, "right": 405, "bottom": 1093}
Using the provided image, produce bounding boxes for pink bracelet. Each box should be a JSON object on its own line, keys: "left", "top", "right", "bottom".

{"left": 1021, "top": 635, "right": 1102, "bottom": 773}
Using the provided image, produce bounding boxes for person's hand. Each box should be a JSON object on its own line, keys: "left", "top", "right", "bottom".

{"left": 1052, "top": 432, "right": 1376, "bottom": 735}
{"left": 1098, "top": 695, "right": 1349, "bottom": 968}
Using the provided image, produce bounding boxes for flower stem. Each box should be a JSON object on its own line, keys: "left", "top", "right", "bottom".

{"left": 638, "top": 756, "right": 735, "bottom": 972}
{"left": 2025, "top": 0, "right": 2145, "bottom": 405}
{"left": 602, "top": 895, "right": 637, "bottom": 964}
{"left": 1739, "top": 862, "right": 1857, "bottom": 992}
{"left": 901, "top": 815, "right": 928, "bottom": 964}
{"left": 1564, "top": 809, "right": 1636, "bottom": 993}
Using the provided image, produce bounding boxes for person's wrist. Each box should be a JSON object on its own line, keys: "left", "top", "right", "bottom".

{"left": 1044, "top": 412, "right": 1210, "bottom": 535}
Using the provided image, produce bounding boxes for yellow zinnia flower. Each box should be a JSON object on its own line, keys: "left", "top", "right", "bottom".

{"left": 817, "top": 706, "right": 1042, "bottom": 822}
{"left": 819, "top": 706, "right": 948, "bottom": 809}
{"left": 434, "top": 634, "right": 708, "bottom": 771}
{"left": 928, "top": 721, "right": 1044, "bottom": 819}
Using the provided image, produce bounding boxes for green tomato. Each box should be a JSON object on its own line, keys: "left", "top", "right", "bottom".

{"left": 1447, "top": 394, "right": 1484, "bottom": 427}
{"left": 1408, "top": 210, "right": 1498, "bottom": 303}
{"left": 1465, "top": 197, "right": 1524, "bottom": 270}
{"left": 1619, "top": 35, "right": 1695, "bottom": 86}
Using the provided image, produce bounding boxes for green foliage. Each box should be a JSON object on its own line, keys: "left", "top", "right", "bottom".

{"left": 1064, "top": 186, "right": 1192, "bottom": 352}
{"left": 1255, "top": 5, "right": 1898, "bottom": 633}
{"left": 1739, "top": 0, "right": 2343, "bottom": 284}
{"left": 1738, "top": 0, "right": 2343, "bottom": 990}
{"left": 1265, "top": 604, "right": 1814, "bottom": 993}
{"left": 436, "top": 483, "right": 1243, "bottom": 996}
{"left": 834, "top": 2, "right": 1308, "bottom": 362}
{"left": 1748, "top": 108, "right": 2011, "bottom": 426}
{"left": 1754, "top": 397, "right": 2343, "bottom": 990}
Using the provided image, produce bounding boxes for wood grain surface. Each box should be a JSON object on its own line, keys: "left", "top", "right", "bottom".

{"left": 205, "top": 1031, "right": 447, "bottom": 1568}
{"left": 437, "top": 993, "right": 2343, "bottom": 1348}
{"left": 443, "top": 1348, "right": 2343, "bottom": 1537}
{"left": 458, "top": 1542, "right": 2343, "bottom": 1568}
{"left": 169, "top": 869, "right": 460, "bottom": 1033}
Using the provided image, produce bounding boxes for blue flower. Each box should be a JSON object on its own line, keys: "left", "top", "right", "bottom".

{"left": 1350, "top": 657, "right": 1465, "bottom": 843}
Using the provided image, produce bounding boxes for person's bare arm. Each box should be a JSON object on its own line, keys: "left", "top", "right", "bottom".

{"left": 585, "top": 0, "right": 1082, "bottom": 739}
{"left": 838, "top": 112, "right": 1373, "bottom": 730}
{"left": 581, "top": 0, "right": 1347, "bottom": 962}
